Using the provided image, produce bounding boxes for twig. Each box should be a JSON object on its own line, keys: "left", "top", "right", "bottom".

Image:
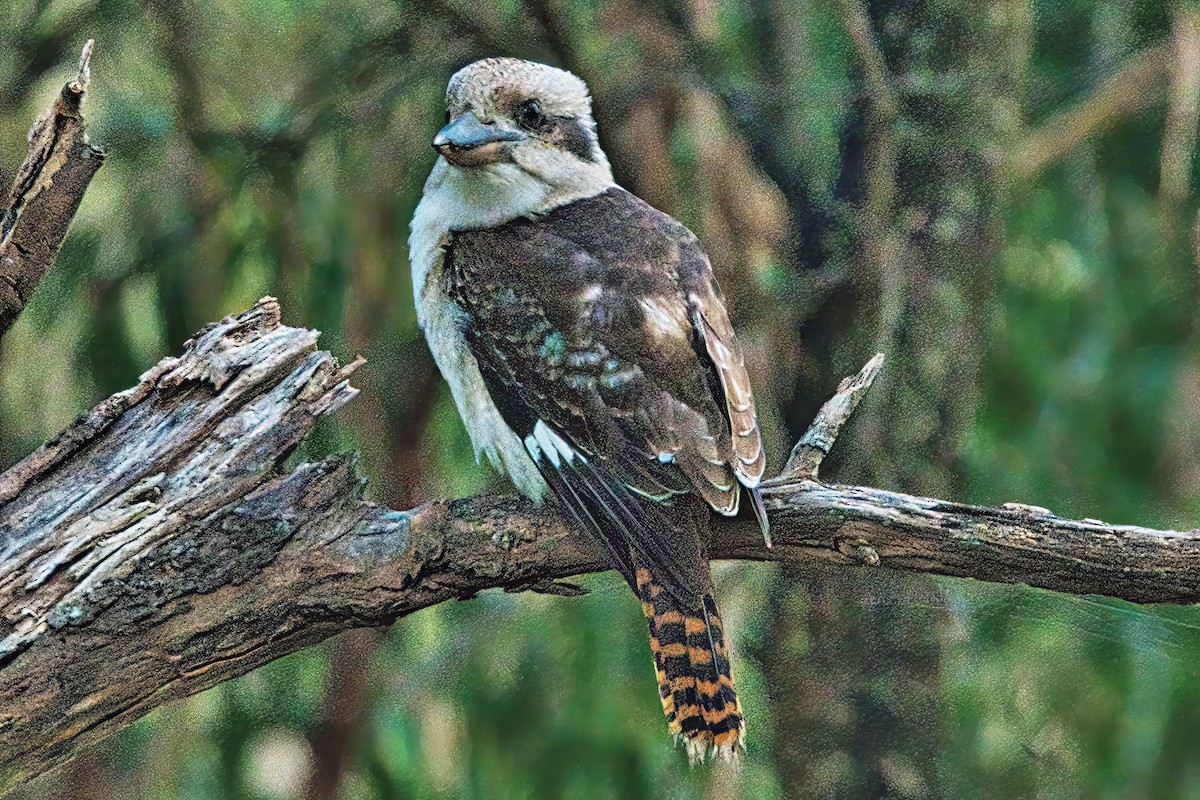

{"left": 776, "top": 353, "right": 885, "bottom": 481}
{"left": 1160, "top": 8, "right": 1200, "bottom": 204}
{"left": 1010, "top": 43, "right": 1169, "bottom": 179}
{"left": 837, "top": 0, "right": 898, "bottom": 121}
{"left": 0, "top": 39, "right": 104, "bottom": 338}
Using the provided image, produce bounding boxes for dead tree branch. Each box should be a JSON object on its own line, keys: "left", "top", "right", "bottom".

{"left": 2, "top": 301, "right": 1200, "bottom": 789}
{"left": 778, "top": 352, "right": 885, "bottom": 481}
{"left": 0, "top": 40, "right": 103, "bottom": 338}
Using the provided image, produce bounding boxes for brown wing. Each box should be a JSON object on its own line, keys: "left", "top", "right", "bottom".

{"left": 690, "top": 287, "right": 766, "bottom": 489}
{"left": 445, "top": 186, "right": 765, "bottom": 598}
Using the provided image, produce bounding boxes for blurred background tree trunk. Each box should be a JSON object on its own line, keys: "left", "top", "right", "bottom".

{"left": 754, "top": 1, "right": 1020, "bottom": 796}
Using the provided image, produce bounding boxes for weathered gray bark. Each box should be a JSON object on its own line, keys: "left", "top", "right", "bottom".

{"left": 2, "top": 300, "right": 1200, "bottom": 789}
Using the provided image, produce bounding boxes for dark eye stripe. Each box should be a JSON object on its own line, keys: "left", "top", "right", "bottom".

{"left": 551, "top": 118, "right": 596, "bottom": 162}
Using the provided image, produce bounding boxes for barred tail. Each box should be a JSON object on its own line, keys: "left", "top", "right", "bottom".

{"left": 636, "top": 567, "right": 745, "bottom": 763}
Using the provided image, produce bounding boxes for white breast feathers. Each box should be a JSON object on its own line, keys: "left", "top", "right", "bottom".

{"left": 409, "top": 164, "right": 550, "bottom": 502}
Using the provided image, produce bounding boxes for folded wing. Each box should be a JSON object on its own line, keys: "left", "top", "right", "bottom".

{"left": 445, "top": 186, "right": 767, "bottom": 600}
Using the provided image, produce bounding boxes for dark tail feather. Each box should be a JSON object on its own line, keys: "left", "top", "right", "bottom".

{"left": 636, "top": 567, "right": 745, "bottom": 763}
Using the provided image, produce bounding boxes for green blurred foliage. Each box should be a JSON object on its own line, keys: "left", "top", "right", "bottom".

{"left": 4, "top": 0, "right": 1200, "bottom": 798}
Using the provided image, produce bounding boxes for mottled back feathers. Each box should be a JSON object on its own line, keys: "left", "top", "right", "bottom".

{"left": 444, "top": 186, "right": 765, "bottom": 531}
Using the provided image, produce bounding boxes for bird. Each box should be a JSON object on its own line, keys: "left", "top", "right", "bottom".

{"left": 409, "top": 57, "right": 769, "bottom": 763}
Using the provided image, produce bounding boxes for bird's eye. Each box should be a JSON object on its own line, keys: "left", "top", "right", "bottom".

{"left": 518, "top": 99, "right": 545, "bottom": 130}
{"left": 444, "top": 110, "right": 451, "bottom": 125}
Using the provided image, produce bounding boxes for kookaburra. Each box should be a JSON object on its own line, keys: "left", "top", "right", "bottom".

{"left": 410, "top": 58, "right": 768, "bottom": 762}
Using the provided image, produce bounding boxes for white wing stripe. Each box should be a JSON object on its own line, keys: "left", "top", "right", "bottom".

{"left": 533, "top": 420, "right": 584, "bottom": 467}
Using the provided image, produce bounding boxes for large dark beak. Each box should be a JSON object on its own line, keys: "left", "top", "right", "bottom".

{"left": 433, "top": 111, "right": 524, "bottom": 167}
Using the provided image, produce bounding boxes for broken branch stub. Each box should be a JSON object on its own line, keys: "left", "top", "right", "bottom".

{"left": 777, "top": 352, "right": 886, "bottom": 481}
{"left": 0, "top": 39, "right": 104, "bottom": 338}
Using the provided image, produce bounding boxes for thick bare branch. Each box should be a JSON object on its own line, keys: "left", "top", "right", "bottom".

{"left": 2, "top": 305, "right": 1199, "bottom": 789}
{"left": 0, "top": 40, "right": 104, "bottom": 337}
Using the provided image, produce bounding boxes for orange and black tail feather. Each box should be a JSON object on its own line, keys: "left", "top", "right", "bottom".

{"left": 637, "top": 567, "right": 744, "bottom": 763}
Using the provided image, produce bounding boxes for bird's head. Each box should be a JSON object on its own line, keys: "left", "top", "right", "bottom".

{"left": 433, "top": 58, "right": 612, "bottom": 192}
